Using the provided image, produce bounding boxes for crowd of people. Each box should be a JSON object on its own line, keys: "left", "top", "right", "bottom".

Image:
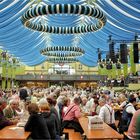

{"left": 0, "top": 85, "right": 140, "bottom": 140}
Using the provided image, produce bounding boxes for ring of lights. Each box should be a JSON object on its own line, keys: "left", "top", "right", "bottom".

{"left": 42, "top": 52, "right": 83, "bottom": 57}
{"left": 21, "top": 4, "right": 106, "bottom": 34}
{"left": 40, "top": 46, "right": 85, "bottom": 57}
{"left": 47, "top": 57, "right": 78, "bottom": 63}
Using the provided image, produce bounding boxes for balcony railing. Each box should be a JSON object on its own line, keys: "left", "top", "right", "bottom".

{"left": 16, "top": 74, "right": 107, "bottom": 81}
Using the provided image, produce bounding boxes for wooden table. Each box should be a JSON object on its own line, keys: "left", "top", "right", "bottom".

{"left": 0, "top": 125, "right": 30, "bottom": 140}
{"left": 79, "top": 117, "right": 123, "bottom": 140}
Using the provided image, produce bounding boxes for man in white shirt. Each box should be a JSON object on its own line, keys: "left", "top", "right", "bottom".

{"left": 86, "top": 93, "right": 94, "bottom": 111}
{"left": 98, "top": 98, "right": 117, "bottom": 131}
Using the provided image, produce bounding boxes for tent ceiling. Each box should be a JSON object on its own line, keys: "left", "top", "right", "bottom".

{"left": 0, "top": 0, "right": 140, "bottom": 66}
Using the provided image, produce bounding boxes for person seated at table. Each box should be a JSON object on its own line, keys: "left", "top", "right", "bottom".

{"left": 19, "top": 88, "right": 28, "bottom": 102}
{"left": 0, "top": 98, "right": 17, "bottom": 130}
{"left": 80, "top": 97, "right": 89, "bottom": 114}
{"left": 98, "top": 97, "right": 117, "bottom": 131}
{"left": 127, "top": 109, "right": 140, "bottom": 139}
{"left": 119, "top": 95, "right": 127, "bottom": 108}
{"left": 47, "top": 96, "right": 62, "bottom": 136}
{"left": 118, "top": 97, "right": 136, "bottom": 134}
{"left": 40, "top": 102, "right": 60, "bottom": 140}
{"left": 61, "top": 97, "right": 70, "bottom": 120}
{"left": 86, "top": 93, "right": 94, "bottom": 111}
{"left": 90, "top": 98, "right": 101, "bottom": 116}
{"left": 10, "top": 89, "right": 20, "bottom": 101}
{"left": 3, "top": 99, "right": 20, "bottom": 120}
{"left": 24, "top": 103, "right": 50, "bottom": 140}
{"left": 62, "top": 97, "right": 84, "bottom": 134}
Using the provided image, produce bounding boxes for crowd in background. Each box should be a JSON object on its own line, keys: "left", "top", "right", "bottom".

{"left": 0, "top": 85, "right": 140, "bottom": 140}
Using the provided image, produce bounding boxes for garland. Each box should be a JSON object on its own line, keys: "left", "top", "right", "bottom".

{"left": 21, "top": 4, "right": 106, "bottom": 34}
{"left": 46, "top": 57, "right": 78, "bottom": 63}
{"left": 40, "top": 46, "right": 85, "bottom": 57}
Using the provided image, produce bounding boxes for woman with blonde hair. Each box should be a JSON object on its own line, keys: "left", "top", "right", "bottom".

{"left": 40, "top": 103, "right": 60, "bottom": 140}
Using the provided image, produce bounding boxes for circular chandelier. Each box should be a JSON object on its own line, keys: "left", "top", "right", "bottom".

{"left": 21, "top": 4, "right": 107, "bottom": 34}
{"left": 42, "top": 52, "right": 83, "bottom": 57}
{"left": 40, "top": 46, "right": 85, "bottom": 57}
{"left": 46, "top": 57, "right": 78, "bottom": 63}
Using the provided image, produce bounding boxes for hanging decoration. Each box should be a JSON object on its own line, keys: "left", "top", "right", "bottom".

{"left": 46, "top": 57, "right": 78, "bottom": 63}
{"left": 40, "top": 46, "right": 85, "bottom": 57}
{"left": 21, "top": 4, "right": 107, "bottom": 34}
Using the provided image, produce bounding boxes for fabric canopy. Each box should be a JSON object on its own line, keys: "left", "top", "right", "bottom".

{"left": 0, "top": 0, "right": 140, "bottom": 66}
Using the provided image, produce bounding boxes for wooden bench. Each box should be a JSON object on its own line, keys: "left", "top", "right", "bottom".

{"left": 63, "top": 129, "right": 82, "bottom": 140}
{"left": 124, "top": 131, "right": 128, "bottom": 136}
{"left": 63, "top": 128, "right": 74, "bottom": 133}
{"left": 123, "top": 131, "right": 131, "bottom": 139}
